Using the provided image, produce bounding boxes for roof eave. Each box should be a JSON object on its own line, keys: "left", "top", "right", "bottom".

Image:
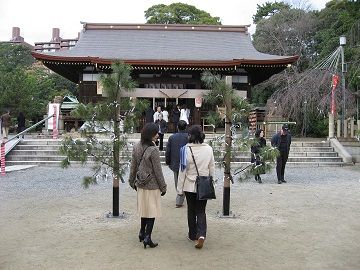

{"left": 31, "top": 52, "right": 299, "bottom": 67}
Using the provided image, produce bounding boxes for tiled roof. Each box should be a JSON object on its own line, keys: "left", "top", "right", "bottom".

{"left": 34, "top": 23, "right": 297, "bottom": 64}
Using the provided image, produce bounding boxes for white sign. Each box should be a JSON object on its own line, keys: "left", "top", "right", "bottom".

{"left": 47, "top": 103, "right": 60, "bottom": 130}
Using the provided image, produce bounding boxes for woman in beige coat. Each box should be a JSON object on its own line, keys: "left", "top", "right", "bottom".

{"left": 177, "top": 125, "right": 215, "bottom": 249}
{"left": 129, "top": 123, "right": 167, "bottom": 248}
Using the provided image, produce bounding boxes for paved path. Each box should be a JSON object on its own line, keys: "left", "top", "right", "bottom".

{"left": 1, "top": 165, "right": 360, "bottom": 269}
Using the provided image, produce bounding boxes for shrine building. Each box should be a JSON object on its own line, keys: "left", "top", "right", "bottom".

{"left": 31, "top": 23, "right": 298, "bottom": 129}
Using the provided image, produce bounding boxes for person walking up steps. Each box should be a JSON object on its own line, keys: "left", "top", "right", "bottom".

{"left": 165, "top": 120, "right": 188, "bottom": 208}
{"left": 177, "top": 125, "right": 215, "bottom": 249}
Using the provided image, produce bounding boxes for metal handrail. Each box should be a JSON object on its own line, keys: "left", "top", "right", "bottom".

{"left": 2, "top": 114, "right": 54, "bottom": 145}
{"left": 263, "top": 121, "right": 297, "bottom": 125}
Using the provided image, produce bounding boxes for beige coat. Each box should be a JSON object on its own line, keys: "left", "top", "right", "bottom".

{"left": 177, "top": 143, "right": 215, "bottom": 195}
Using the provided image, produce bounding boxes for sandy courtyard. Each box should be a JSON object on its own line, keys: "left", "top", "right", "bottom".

{"left": 1, "top": 165, "right": 360, "bottom": 270}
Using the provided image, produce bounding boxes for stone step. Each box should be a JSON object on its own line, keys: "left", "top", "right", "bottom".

{"left": 289, "top": 147, "right": 334, "bottom": 152}
{"left": 5, "top": 160, "right": 345, "bottom": 167}
{"left": 14, "top": 145, "right": 61, "bottom": 150}
{"left": 288, "top": 152, "right": 338, "bottom": 157}
{"left": 6, "top": 155, "right": 67, "bottom": 161}
{"left": 5, "top": 138, "right": 346, "bottom": 167}
{"left": 9, "top": 150, "right": 60, "bottom": 155}
{"left": 5, "top": 154, "right": 343, "bottom": 164}
{"left": 18, "top": 139, "right": 62, "bottom": 145}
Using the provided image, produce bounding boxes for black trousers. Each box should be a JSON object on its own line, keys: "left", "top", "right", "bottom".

{"left": 185, "top": 192, "right": 207, "bottom": 240}
{"left": 276, "top": 151, "right": 289, "bottom": 181}
{"left": 158, "top": 133, "right": 164, "bottom": 151}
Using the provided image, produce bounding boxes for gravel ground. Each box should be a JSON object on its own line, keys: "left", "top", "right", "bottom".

{"left": 1, "top": 165, "right": 360, "bottom": 270}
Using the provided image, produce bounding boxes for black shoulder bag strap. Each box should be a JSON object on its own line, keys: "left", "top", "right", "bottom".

{"left": 138, "top": 146, "right": 150, "bottom": 168}
{"left": 188, "top": 146, "right": 200, "bottom": 177}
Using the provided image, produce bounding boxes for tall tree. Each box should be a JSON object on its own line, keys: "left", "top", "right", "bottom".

{"left": 145, "top": 3, "right": 221, "bottom": 25}
{"left": 251, "top": 1, "right": 359, "bottom": 136}
{"left": 315, "top": 0, "right": 360, "bottom": 91}
{"left": 0, "top": 43, "right": 34, "bottom": 72}
{"left": 0, "top": 43, "right": 77, "bottom": 122}
{"left": 251, "top": 2, "right": 321, "bottom": 135}
{"left": 252, "top": 1, "right": 291, "bottom": 24}
{"left": 252, "top": 6, "right": 317, "bottom": 69}
{"left": 202, "top": 72, "right": 249, "bottom": 216}
{"left": 60, "top": 61, "right": 148, "bottom": 217}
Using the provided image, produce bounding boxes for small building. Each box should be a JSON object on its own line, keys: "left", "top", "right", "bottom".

{"left": 59, "top": 95, "right": 82, "bottom": 132}
{"left": 32, "top": 23, "right": 298, "bottom": 129}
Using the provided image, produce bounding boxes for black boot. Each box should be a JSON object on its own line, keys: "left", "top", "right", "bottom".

{"left": 257, "top": 175, "right": 262, "bottom": 184}
{"left": 143, "top": 218, "right": 158, "bottom": 248}
{"left": 139, "top": 218, "right": 146, "bottom": 242}
{"left": 143, "top": 236, "right": 158, "bottom": 248}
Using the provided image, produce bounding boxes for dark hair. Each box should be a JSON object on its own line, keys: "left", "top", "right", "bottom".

{"left": 255, "top": 129, "right": 263, "bottom": 138}
{"left": 282, "top": 124, "right": 289, "bottom": 131}
{"left": 141, "top": 123, "right": 158, "bottom": 145}
{"left": 188, "top": 125, "right": 205, "bottom": 144}
{"left": 177, "top": 120, "right": 187, "bottom": 131}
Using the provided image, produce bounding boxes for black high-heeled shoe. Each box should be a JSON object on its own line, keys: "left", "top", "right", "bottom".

{"left": 138, "top": 232, "right": 145, "bottom": 242}
{"left": 143, "top": 236, "right": 158, "bottom": 249}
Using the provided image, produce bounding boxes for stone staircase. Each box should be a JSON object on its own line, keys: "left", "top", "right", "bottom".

{"left": 337, "top": 138, "right": 360, "bottom": 163}
{"left": 5, "top": 137, "right": 346, "bottom": 167}
{"left": 5, "top": 139, "right": 64, "bottom": 166}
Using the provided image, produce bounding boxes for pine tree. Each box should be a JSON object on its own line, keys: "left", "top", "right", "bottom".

{"left": 60, "top": 61, "right": 148, "bottom": 217}
{"left": 201, "top": 71, "right": 278, "bottom": 216}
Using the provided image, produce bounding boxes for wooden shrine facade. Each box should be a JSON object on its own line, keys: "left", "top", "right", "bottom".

{"left": 32, "top": 23, "right": 298, "bottom": 129}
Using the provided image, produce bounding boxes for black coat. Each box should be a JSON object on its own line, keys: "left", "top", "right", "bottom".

{"left": 165, "top": 131, "right": 188, "bottom": 172}
{"left": 155, "top": 119, "right": 167, "bottom": 134}
{"left": 251, "top": 137, "right": 266, "bottom": 164}
{"left": 271, "top": 132, "right": 291, "bottom": 153}
{"left": 172, "top": 109, "right": 180, "bottom": 123}
{"left": 145, "top": 107, "right": 154, "bottom": 123}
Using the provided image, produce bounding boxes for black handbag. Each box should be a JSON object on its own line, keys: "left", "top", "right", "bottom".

{"left": 188, "top": 147, "right": 216, "bottom": 200}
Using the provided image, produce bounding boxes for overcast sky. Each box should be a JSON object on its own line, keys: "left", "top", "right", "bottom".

{"left": 0, "top": 0, "right": 330, "bottom": 45}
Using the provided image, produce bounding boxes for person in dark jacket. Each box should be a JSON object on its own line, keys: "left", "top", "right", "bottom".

{"left": 165, "top": 120, "right": 188, "bottom": 207}
{"left": 171, "top": 104, "right": 181, "bottom": 132}
{"left": 17, "top": 112, "right": 26, "bottom": 138}
{"left": 271, "top": 124, "right": 292, "bottom": 184}
{"left": 155, "top": 113, "right": 167, "bottom": 151}
{"left": 128, "top": 123, "right": 167, "bottom": 248}
{"left": 251, "top": 129, "right": 266, "bottom": 183}
{"left": 145, "top": 106, "right": 155, "bottom": 123}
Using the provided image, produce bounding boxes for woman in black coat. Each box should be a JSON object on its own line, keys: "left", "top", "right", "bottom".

{"left": 251, "top": 129, "right": 266, "bottom": 183}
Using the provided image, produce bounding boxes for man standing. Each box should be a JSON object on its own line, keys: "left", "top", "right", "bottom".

{"left": 153, "top": 106, "right": 162, "bottom": 122}
{"left": 165, "top": 120, "right": 188, "bottom": 207}
{"left": 1, "top": 110, "right": 11, "bottom": 140}
{"left": 271, "top": 124, "right": 292, "bottom": 184}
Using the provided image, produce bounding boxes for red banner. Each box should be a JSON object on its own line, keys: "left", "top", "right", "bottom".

{"left": 331, "top": 74, "right": 340, "bottom": 114}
